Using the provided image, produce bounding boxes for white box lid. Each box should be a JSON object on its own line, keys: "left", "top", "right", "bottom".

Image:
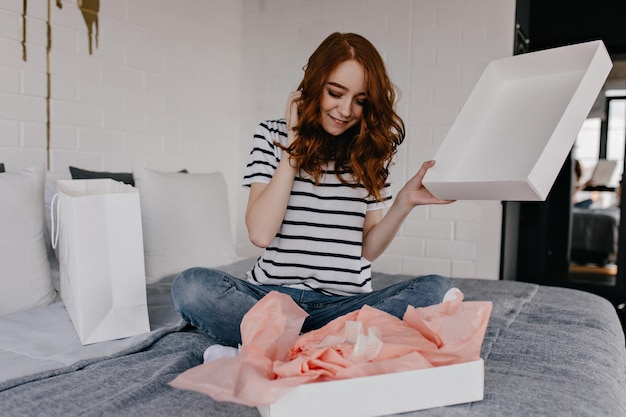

{"left": 423, "top": 40, "right": 613, "bottom": 201}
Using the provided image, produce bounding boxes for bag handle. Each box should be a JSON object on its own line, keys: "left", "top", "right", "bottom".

{"left": 51, "top": 193, "right": 60, "bottom": 250}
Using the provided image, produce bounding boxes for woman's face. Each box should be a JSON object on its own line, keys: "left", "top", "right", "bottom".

{"left": 319, "top": 59, "right": 367, "bottom": 136}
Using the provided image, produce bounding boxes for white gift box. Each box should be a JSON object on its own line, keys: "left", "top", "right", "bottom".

{"left": 423, "top": 40, "right": 612, "bottom": 201}
{"left": 257, "top": 359, "right": 484, "bottom": 417}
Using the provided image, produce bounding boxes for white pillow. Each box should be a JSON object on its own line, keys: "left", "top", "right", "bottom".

{"left": 0, "top": 164, "right": 57, "bottom": 316}
{"left": 133, "top": 167, "right": 237, "bottom": 284}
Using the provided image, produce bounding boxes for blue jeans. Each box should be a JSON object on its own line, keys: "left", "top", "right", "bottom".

{"left": 171, "top": 267, "right": 453, "bottom": 347}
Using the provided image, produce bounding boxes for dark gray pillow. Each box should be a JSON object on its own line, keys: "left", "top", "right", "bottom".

{"left": 69, "top": 166, "right": 135, "bottom": 186}
{"left": 69, "top": 166, "right": 189, "bottom": 186}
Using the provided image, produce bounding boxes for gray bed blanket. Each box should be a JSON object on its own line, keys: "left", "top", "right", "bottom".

{"left": 0, "top": 273, "right": 624, "bottom": 416}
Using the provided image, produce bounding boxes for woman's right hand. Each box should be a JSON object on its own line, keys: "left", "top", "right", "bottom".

{"left": 285, "top": 90, "right": 302, "bottom": 145}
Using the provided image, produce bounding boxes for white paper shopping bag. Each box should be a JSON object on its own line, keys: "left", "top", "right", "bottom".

{"left": 53, "top": 179, "right": 150, "bottom": 345}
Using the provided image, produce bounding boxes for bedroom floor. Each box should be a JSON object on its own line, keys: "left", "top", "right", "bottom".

{"left": 569, "top": 263, "right": 617, "bottom": 286}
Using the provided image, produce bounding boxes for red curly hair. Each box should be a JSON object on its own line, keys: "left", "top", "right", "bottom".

{"left": 281, "top": 32, "right": 405, "bottom": 202}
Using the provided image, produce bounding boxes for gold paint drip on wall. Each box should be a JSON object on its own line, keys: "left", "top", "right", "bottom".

{"left": 46, "top": 0, "right": 52, "bottom": 169}
{"left": 79, "top": 0, "right": 100, "bottom": 55}
{"left": 21, "top": 0, "right": 27, "bottom": 61}
{"left": 21, "top": 0, "right": 101, "bottom": 169}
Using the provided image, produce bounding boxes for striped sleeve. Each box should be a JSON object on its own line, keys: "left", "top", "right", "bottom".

{"left": 366, "top": 183, "right": 393, "bottom": 211}
{"left": 242, "top": 119, "right": 288, "bottom": 187}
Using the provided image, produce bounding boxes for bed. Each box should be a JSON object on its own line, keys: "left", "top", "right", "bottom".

{"left": 0, "top": 256, "right": 624, "bottom": 416}
{"left": 1, "top": 165, "right": 625, "bottom": 416}
{"left": 571, "top": 206, "right": 620, "bottom": 265}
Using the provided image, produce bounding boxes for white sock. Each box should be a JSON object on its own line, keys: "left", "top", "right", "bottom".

{"left": 203, "top": 344, "right": 239, "bottom": 363}
{"left": 443, "top": 287, "right": 462, "bottom": 302}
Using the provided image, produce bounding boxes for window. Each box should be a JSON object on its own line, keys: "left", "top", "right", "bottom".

{"left": 606, "top": 95, "right": 626, "bottom": 186}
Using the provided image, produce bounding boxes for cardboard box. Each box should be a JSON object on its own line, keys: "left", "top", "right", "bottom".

{"left": 422, "top": 41, "right": 612, "bottom": 201}
{"left": 257, "top": 359, "right": 484, "bottom": 417}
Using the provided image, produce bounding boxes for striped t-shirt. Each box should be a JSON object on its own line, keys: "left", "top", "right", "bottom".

{"left": 242, "top": 119, "right": 392, "bottom": 295}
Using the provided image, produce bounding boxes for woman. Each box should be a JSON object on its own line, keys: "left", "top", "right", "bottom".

{"left": 172, "top": 32, "right": 455, "bottom": 347}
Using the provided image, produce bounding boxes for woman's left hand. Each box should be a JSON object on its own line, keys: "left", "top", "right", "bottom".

{"left": 397, "top": 160, "right": 455, "bottom": 208}
{"left": 361, "top": 160, "right": 454, "bottom": 261}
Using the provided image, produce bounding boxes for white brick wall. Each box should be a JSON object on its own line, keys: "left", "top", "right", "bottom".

{"left": 0, "top": 0, "right": 242, "bottom": 228}
{"left": 1, "top": 0, "right": 515, "bottom": 280}
{"left": 0, "top": 0, "right": 243, "bottom": 206}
